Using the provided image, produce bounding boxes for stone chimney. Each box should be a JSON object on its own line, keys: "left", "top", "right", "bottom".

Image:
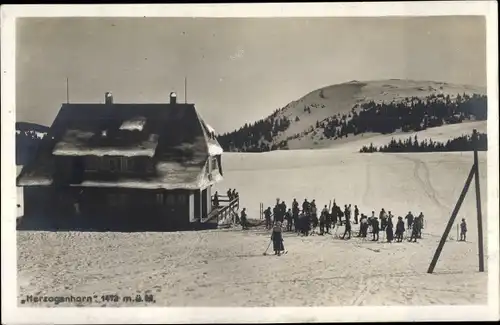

{"left": 105, "top": 92, "right": 113, "bottom": 104}
{"left": 170, "top": 92, "right": 177, "bottom": 104}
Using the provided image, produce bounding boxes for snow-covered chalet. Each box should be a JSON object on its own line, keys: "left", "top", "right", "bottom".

{"left": 16, "top": 92, "right": 225, "bottom": 230}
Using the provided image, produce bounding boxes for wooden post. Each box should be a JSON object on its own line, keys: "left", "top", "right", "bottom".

{"left": 472, "top": 129, "right": 485, "bottom": 272}
{"left": 427, "top": 165, "right": 475, "bottom": 273}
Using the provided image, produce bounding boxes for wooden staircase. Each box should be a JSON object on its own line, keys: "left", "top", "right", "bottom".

{"left": 200, "top": 195, "right": 240, "bottom": 229}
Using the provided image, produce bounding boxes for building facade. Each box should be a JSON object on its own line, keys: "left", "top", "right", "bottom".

{"left": 17, "top": 92, "right": 224, "bottom": 231}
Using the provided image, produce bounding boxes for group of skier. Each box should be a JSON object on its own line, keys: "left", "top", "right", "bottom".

{"left": 262, "top": 198, "right": 432, "bottom": 247}
{"left": 252, "top": 197, "right": 470, "bottom": 256}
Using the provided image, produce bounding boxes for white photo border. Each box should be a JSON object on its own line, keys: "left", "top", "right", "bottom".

{"left": 1, "top": 2, "right": 498, "bottom": 323}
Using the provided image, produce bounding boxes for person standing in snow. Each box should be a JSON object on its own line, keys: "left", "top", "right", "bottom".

{"left": 325, "top": 206, "right": 333, "bottom": 234}
{"left": 395, "top": 216, "right": 405, "bottom": 242}
{"left": 298, "top": 211, "right": 309, "bottom": 236}
{"left": 358, "top": 214, "right": 366, "bottom": 237}
{"left": 319, "top": 205, "right": 328, "bottom": 235}
{"left": 331, "top": 202, "right": 338, "bottom": 226}
{"left": 285, "top": 208, "right": 293, "bottom": 232}
{"left": 240, "top": 208, "right": 249, "bottom": 230}
{"left": 460, "top": 218, "right": 467, "bottom": 241}
{"left": 417, "top": 212, "right": 425, "bottom": 237}
{"left": 344, "top": 205, "right": 350, "bottom": 223}
{"left": 302, "top": 199, "right": 310, "bottom": 215}
{"left": 371, "top": 217, "right": 380, "bottom": 241}
{"left": 271, "top": 221, "right": 285, "bottom": 256}
{"left": 386, "top": 215, "right": 394, "bottom": 243}
{"left": 273, "top": 202, "right": 281, "bottom": 224}
{"left": 354, "top": 205, "right": 359, "bottom": 224}
{"left": 409, "top": 215, "right": 422, "bottom": 242}
{"left": 405, "top": 211, "right": 414, "bottom": 230}
{"left": 281, "top": 200, "right": 287, "bottom": 219}
{"left": 292, "top": 199, "right": 299, "bottom": 229}
{"left": 341, "top": 214, "right": 352, "bottom": 240}
{"left": 264, "top": 207, "right": 272, "bottom": 230}
{"left": 311, "top": 199, "right": 317, "bottom": 214}
{"left": 379, "top": 208, "right": 387, "bottom": 231}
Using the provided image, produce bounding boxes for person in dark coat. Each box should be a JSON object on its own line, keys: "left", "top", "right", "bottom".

{"left": 460, "top": 218, "right": 467, "bottom": 241}
{"left": 409, "top": 215, "right": 422, "bottom": 242}
{"left": 271, "top": 221, "right": 285, "bottom": 255}
{"left": 371, "top": 217, "right": 380, "bottom": 241}
{"left": 213, "top": 191, "right": 220, "bottom": 208}
{"left": 325, "top": 207, "right": 332, "bottom": 234}
{"left": 379, "top": 208, "right": 387, "bottom": 231}
{"left": 417, "top": 212, "right": 425, "bottom": 238}
{"left": 232, "top": 189, "right": 237, "bottom": 200}
{"left": 405, "top": 211, "right": 414, "bottom": 230}
{"left": 240, "top": 208, "right": 249, "bottom": 230}
{"left": 280, "top": 201, "right": 287, "bottom": 220}
{"left": 395, "top": 216, "right": 405, "bottom": 242}
{"left": 292, "top": 198, "right": 299, "bottom": 231}
{"left": 354, "top": 205, "right": 359, "bottom": 224}
{"left": 310, "top": 211, "right": 319, "bottom": 234}
{"left": 285, "top": 208, "right": 293, "bottom": 232}
{"left": 264, "top": 207, "right": 272, "bottom": 230}
{"left": 342, "top": 215, "right": 352, "bottom": 240}
{"left": 302, "top": 199, "right": 310, "bottom": 215}
{"left": 331, "top": 203, "right": 338, "bottom": 226}
{"left": 298, "top": 212, "right": 309, "bottom": 236}
{"left": 386, "top": 216, "right": 394, "bottom": 243}
{"left": 227, "top": 188, "right": 233, "bottom": 201}
{"left": 319, "top": 206, "right": 328, "bottom": 235}
{"left": 273, "top": 203, "right": 281, "bottom": 224}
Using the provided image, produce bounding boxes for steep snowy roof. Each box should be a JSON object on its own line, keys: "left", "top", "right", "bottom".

{"left": 52, "top": 130, "right": 159, "bottom": 157}
{"left": 17, "top": 102, "right": 224, "bottom": 189}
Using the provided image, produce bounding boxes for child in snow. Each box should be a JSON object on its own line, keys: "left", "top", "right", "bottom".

{"left": 395, "top": 216, "right": 405, "bottom": 242}
{"left": 460, "top": 218, "right": 467, "bottom": 241}
{"left": 271, "top": 221, "right": 285, "bottom": 256}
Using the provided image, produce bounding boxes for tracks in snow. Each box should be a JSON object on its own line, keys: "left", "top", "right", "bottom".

{"left": 393, "top": 155, "right": 451, "bottom": 214}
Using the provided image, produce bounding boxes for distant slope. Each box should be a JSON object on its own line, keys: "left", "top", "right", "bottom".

{"left": 217, "top": 79, "right": 487, "bottom": 152}
{"left": 16, "top": 122, "right": 49, "bottom": 166}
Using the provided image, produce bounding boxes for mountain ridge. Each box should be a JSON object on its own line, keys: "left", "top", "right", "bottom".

{"left": 217, "top": 79, "right": 487, "bottom": 152}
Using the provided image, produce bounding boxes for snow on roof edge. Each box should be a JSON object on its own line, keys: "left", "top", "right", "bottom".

{"left": 208, "top": 143, "right": 223, "bottom": 156}
{"left": 52, "top": 147, "right": 157, "bottom": 157}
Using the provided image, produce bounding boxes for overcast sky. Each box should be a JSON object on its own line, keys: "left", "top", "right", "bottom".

{"left": 16, "top": 16, "right": 486, "bottom": 133}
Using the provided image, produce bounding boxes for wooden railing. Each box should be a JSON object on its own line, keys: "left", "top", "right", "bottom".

{"left": 201, "top": 195, "right": 240, "bottom": 225}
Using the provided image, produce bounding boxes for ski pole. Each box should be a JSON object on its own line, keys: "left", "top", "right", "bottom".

{"left": 263, "top": 240, "right": 272, "bottom": 255}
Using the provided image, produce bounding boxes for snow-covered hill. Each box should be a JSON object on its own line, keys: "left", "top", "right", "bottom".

{"left": 218, "top": 79, "right": 486, "bottom": 151}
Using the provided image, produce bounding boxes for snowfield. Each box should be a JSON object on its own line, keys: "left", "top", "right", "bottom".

{"left": 17, "top": 130, "right": 489, "bottom": 307}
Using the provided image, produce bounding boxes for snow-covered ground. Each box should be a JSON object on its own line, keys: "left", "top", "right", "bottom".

{"left": 17, "top": 130, "right": 489, "bottom": 306}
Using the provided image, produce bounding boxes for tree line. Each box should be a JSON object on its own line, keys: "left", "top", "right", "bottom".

{"left": 359, "top": 133, "right": 488, "bottom": 153}
{"left": 216, "top": 92, "right": 487, "bottom": 152}
{"left": 217, "top": 106, "right": 291, "bottom": 152}
{"left": 16, "top": 130, "right": 46, "bottom": 165}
